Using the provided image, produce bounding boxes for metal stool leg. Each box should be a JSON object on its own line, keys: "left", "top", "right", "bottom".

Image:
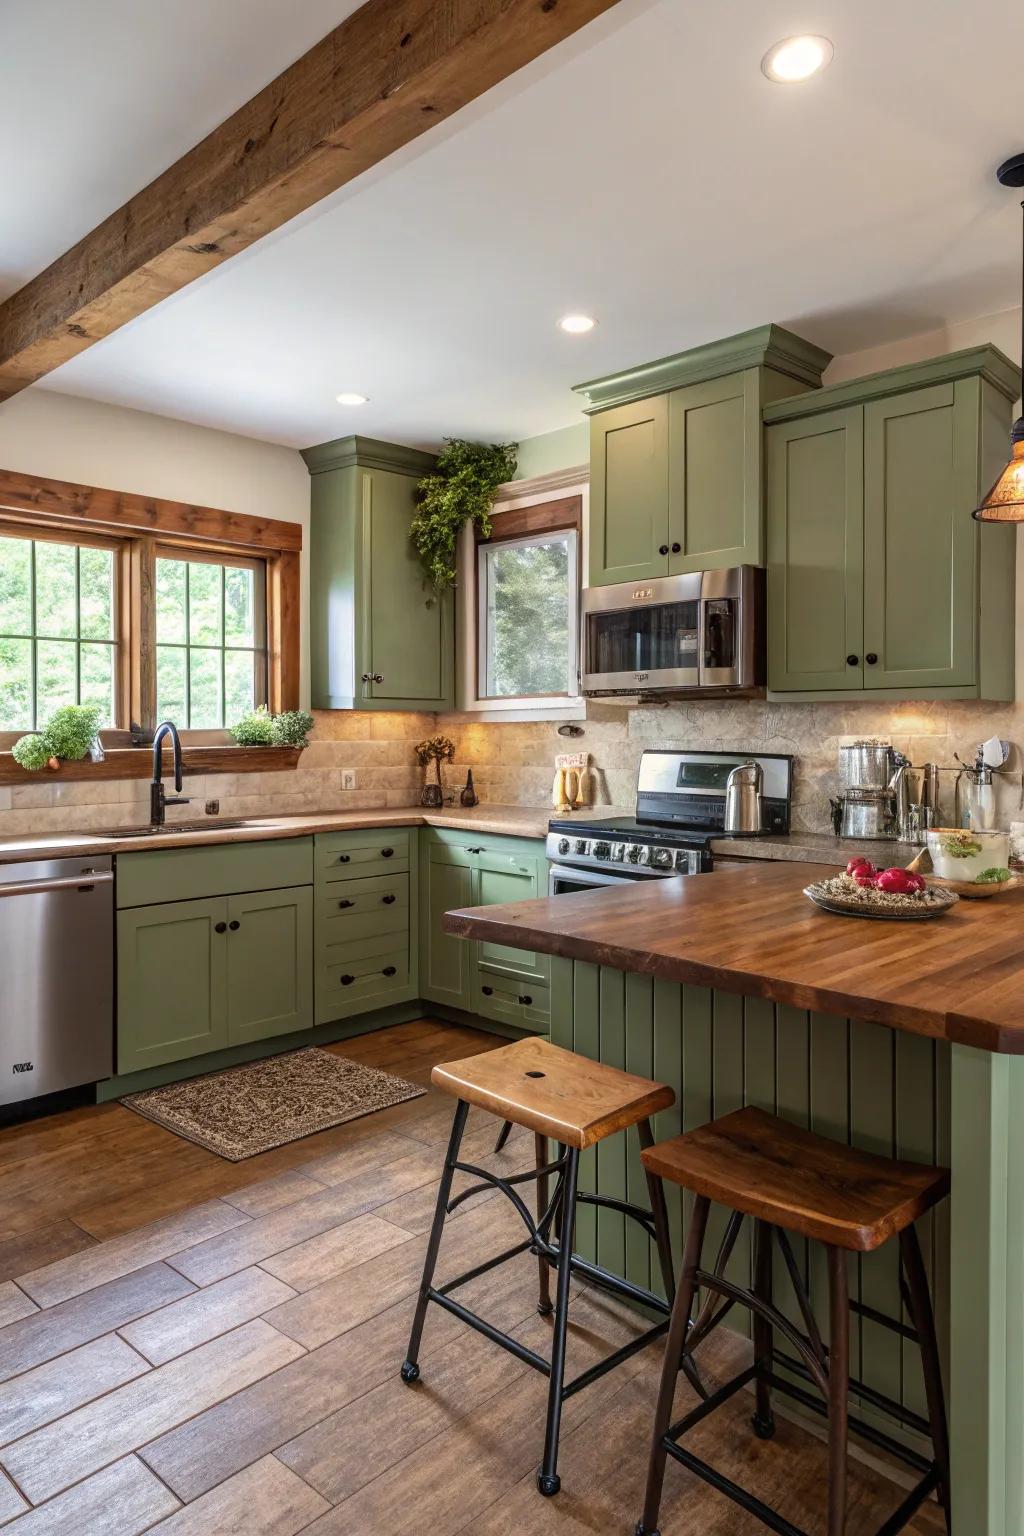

{"left": 638, "top": 1118, "right": 675, "bottom": 1299}
{"left": 826, "top": 1245, "right": 850, "bottom": 1536}
{"left": 536, "top": 1132, "right": 553, "bottom": 1317}
{"left": 537, "top": 1144, "right": 580, "bottom": 1497}
{"left": 751, "top": 1219, "right": 776, "bottom": 1440}
{"left": 493, "top": 1119, "right": 513, "bottom": 1153}
{"left": 401, "top": 1098, "right": 470, "bottom": 1383}
{"left": 636, "top": 1195, "right": 711, "bottom": 1536}
{"left": 900, "top": 1225, "right": 952, "bottom": 1532}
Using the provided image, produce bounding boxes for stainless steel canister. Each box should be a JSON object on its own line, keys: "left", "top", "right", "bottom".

{"left": 837, "top": 742, "right": 894, "bottom": 789}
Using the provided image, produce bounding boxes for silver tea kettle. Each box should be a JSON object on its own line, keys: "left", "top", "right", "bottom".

{"left": 724, "top": 760, "right": 764, "bottom": 834}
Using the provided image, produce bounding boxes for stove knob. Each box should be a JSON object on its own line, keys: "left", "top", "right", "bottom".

{"left": 557, "top": 838, "right": 570, "bottom": 856}
{"left": 650, "top": 847, "right": 673, "bottom": 870}
{"left": 610, "top": 842, "right": 625, "bottom": 862}
{"left": 674, "top": 849, "right": 696, "bottom": 873}
{"left": 592, "top": 841, "right": 611, "bottom": 860}
{"left": 573, "top": 839, "right": 589, "bottom": 856}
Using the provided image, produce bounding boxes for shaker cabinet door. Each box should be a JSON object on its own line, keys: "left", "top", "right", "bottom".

{"left": 361, "top": 469, "right": 454, "bottom": 709}
{"left": 862, "top": 382, "right": 977, "bottom": 691}
{"left": 226, "top": 886, "right": 313, "bottom": 1045}
{"left": 117, "top": 898, "right": 229, "bottom": 1074}
{"left": 766, "top": 406, "right": 865, "bottom": 692}
{"left": 668, "top": 370, "right": 762, "bottom": 571}
{"left": 589, "top": 396, "right": 669, "bottom": 586}
{"left": 419, "top": 840, "right": 475, "bottom": 1012}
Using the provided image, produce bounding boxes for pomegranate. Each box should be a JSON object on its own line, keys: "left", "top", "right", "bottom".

{"left": 846, "top": 857, "right": 876, "bottom": 878}
{"left": 875, "top": 867, "right": 916, "bottom": 895}
{"left": 853, "top": 871, "right": 878, "bottom": 888}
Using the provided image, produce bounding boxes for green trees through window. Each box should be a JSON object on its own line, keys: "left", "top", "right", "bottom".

{"left": 155, "top": 555, "right": 266, "bottom": 728}
{"left": 478, "top": 530, "right": 578, "bottom": 699}
{"left": 0, "top": 534, "right": 118, "bottom": 730}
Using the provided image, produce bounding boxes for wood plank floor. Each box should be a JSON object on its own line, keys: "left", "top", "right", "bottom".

{"left": 0, "top": 1020, "right": 943, "bottom": 1533}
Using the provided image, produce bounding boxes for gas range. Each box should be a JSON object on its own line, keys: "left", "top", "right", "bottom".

{"left": 545, "top": 818, "right": 712, "bottom": 879}
{"left": 546, "top": 749, "right": 792, "bottom": 894}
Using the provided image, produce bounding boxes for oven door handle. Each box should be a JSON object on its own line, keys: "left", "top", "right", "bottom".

{"left": 0, "top": 872, "right": 114, "bottom": 898}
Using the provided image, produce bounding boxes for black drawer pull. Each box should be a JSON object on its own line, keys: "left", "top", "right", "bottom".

{"left": 229, "top": 920, "right": 240, "bottom": 931}
{"left": 381, "top": 893, "right": 396, "bottom": 905}
{"left": 518, "top": 995, "right": 533, "bottom": 1006}
{"left": 337, "top": 854, "right": 351, "bottom": 864}
{"left": 670, "top": 542, "right": 681, "bottom": 554}
{"left": 337, "top": 899, "right": 354, "bottom": 909}
{"left": 340, "top": 973, "right": 355, "bottom": 986}
{"left": 382, "top": 965, "right": 397, "bottom": 977}
{"left": 214, "top": 921, "right": 227, "bottom": 934}
{"left": 658, "top": 544, "right": 669, "bottom": 556}
{"left": 846, "top": 654, "right": 859, "bottom": 666}
{"left": 380, "top": 847, "right": 394, "bottom": 858}
{"left": 865, "top": 652, "right": 878, "bottom": 665}
{"left": 481, "top": 985, "right": 493, "bottom": 996}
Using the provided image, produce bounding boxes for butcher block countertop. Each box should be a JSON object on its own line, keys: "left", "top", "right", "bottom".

{"left": 444, "top": 859, "right": 1024, "bottom": 1054}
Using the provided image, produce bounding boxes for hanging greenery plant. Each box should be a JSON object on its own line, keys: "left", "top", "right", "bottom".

{"left": 411, "top": 438, "right": 518, "bottom": 591}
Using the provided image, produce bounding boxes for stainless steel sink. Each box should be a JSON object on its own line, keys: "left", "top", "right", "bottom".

{"left": 89, "top": 818, "right": 254, "bottom": 839}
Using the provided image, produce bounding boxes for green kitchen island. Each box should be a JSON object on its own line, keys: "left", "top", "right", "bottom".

{"left": 444, "top": 858, "right": 1024, "bottom": 1536}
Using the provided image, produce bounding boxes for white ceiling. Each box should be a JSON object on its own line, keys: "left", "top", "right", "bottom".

{"left": 4, "top": 0, "right": 1024, "bottom": 450}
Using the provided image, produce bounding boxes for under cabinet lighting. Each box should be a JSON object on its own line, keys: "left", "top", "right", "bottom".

{"left": 761, "top": 35, "right": 833, "bottom": 83}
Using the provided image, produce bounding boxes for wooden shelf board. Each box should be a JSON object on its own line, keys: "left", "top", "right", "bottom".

{"left": 0, "top": 745, "right": 302, "bottom": 787}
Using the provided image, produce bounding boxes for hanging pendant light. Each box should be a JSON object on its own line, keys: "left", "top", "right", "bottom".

{"left": 974, "top": 153, "right": 1024, "bottom": 521}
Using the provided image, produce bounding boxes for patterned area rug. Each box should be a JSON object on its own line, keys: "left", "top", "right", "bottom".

{"left": 121, "top": 1047, "right": 426, "bottom": 1160}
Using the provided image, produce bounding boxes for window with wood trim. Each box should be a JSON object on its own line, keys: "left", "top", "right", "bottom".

{"left": 0, "top": 466, "right": 302, "bottom": 744}
{"left": 0, "top": 529, "right": 125, "bottom": 729}
{"left": 155, "top": 551, "right": 267, "bottom": 728}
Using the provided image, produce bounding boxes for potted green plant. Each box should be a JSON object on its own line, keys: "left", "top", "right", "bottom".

{"left": 12, "top": 704, "right": 104, "bottom": 772}
{"left": 229, "top": 707, "right": 314, "bottom": 748}
{"left": 411, "top": 439, "right": 518, "bottom": 591}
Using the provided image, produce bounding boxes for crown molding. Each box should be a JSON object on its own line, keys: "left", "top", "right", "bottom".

{"left": 492, "top": 465, "right": 589, "bottom": 503}
{"left": 573, "top": 324, "right": 833, "bottom": 414}
{"left": 301, "top": 435, "right": 437, "bottom": 477}
{"left": 763, "top": 343, "right": 1022, "bottom": 423}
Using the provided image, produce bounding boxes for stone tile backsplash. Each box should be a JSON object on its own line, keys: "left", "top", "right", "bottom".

{"left": 1, "top": 698, "right": 1022, "bottom": 839}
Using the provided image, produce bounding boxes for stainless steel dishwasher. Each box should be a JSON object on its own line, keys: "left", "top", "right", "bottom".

{"left": 0, "top": 855, "right": 114, "bottom": 1104}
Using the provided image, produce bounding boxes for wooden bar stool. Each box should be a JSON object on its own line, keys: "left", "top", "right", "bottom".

{"left": 400, "top": 1036, "right": 678, "bottom": 1497}
{"left": 636, "top": 1106, "right": 951, "bottom": 1536}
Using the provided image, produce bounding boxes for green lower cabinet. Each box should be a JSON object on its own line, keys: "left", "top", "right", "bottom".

{"left": 225, "top": 886, "right": 313, "bottom": 1045}
{"left": 419, "top": 831, "right": 550, "bottom": 1032}
{"left": 117, "top": 897, "right": 229, "bottom": 1074}
{"left": 313, "top": 829, "right": 418, "bottom": 1025}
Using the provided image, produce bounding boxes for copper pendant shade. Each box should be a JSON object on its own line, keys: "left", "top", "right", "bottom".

{"left": 974, "top": 153, "right": 1024, "bottom": 521}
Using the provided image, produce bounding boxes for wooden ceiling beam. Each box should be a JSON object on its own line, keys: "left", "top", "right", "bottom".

{"left": 0, "top": 0, "right": 621, "bottom": 400}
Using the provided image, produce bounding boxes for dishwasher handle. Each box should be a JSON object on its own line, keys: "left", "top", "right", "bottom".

{"left": 0, "top": 871, "right": 115, "bottom": 899}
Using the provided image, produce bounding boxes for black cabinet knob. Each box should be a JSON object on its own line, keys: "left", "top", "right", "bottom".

{"left": 214, "top": 921, "right": 227, "bottom": 933}
{"left": 337, "top": 854, "right": 350, "bottom": 864}
{"left": 846, "top": 654, "right": 859, "bottom": 666}
{"left": 865, "top": 652, "right": 878, "bottom": 665}
{"left": 229, "top": 920, "right": 240, "bottom": 931}
{"left": 658, "top": 544, "right": 669, "bottom": 556}
{"left": 381, "top": 893, "right": 396, "bottom": 905}
{"left": 381, "top": 847, "right": 394, "bottom": 858}
{"left": 382, "top": 965, "right": 397, "bottom": 977}
{"left": 670, "top": 542, "right": 681, "bottom": 554}
{"left": 481, "top": 985, "right": 493, "bottom": 996}
{"left": 337, "top": 899, "right": 354, "bottom": 909}
{"left": 518, "top": 995, "right": 533, "bottom": 1006}
{"left": 340, "top": 974, "right": 355, "bottom": 986}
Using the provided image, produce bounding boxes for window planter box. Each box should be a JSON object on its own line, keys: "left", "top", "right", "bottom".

{"left": 0, "top": 745, "right": 302, "bottom": 787}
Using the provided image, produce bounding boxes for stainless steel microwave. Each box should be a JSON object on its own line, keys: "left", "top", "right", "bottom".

{"left": 581, "top": 566, "right": 764, "bottom": 697}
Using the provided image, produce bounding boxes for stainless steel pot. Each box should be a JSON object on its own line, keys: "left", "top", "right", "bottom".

{"left": 840, "top": 787, "right": 895, "bottom": 840}
{"left": 838, "top": 742, "right": 894, "bottom": 789}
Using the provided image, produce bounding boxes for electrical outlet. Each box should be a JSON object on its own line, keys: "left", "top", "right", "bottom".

{"left": 341, "top": 770, "right": 357, "bottom": 791}
{"left": 205, "top": 799, "right": 220, "bottom": 816}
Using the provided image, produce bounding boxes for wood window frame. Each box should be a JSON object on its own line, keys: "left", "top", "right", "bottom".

{"left": 469, "top": 493, "right": 584, "bottom": 711}
{"left": 0, "top": 466, "right": 301, "bottom": 749}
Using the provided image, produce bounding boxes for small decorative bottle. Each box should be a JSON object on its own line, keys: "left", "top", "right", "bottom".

{"left": 460, "top": 770, "right": 478, "bottom": 808}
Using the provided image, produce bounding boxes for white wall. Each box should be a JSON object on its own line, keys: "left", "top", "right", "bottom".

{"left": 0, "top": 389, "right": 311, "bottom": 702}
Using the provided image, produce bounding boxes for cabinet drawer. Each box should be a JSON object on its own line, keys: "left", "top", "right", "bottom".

{"left": 315, "top": 830, "right": 410, "bottom": 883}
{"left": 321, "top": 927, "right": 410, "bottom": 966}
{"left": 317, "top": 871, "right": 408, "bottom": 921}
{"left": 117, "top": 838, "right": 313, "bottom": 908}
{"left": 319, "top": 948, "right": 409, "bottom": 995}
{"left": 475, "top": 978, "right": 550, "bottom": 1034}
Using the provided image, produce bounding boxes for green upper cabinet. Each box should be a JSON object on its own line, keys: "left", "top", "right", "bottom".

{"left": 767, "top": 405, "right": 864, "bottom": 692}
{"left": 304, "top": 436, "right": 454, "bottom": 710}
{"left": 589, "top": 396, "right": 669, "bottom": 585}
{"left": 765, "top": 347, "right": 1019, "bottom": 701}
{"left": 577, "top": 325, "right": 832, "bottom": 588}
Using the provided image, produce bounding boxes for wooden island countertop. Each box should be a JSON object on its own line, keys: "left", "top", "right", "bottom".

{"left": 443, "top": 859, "right": 1024, "bottom": 1054}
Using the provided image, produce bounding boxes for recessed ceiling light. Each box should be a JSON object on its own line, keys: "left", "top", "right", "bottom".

{"left": 761, "top": 35, "right": 833, "bottom": 83}
{"left": 558, "top": 313, "right": 597, "bottom": 335}
{"left": 335, "top": 392, "right": 369, "bottom": 406}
